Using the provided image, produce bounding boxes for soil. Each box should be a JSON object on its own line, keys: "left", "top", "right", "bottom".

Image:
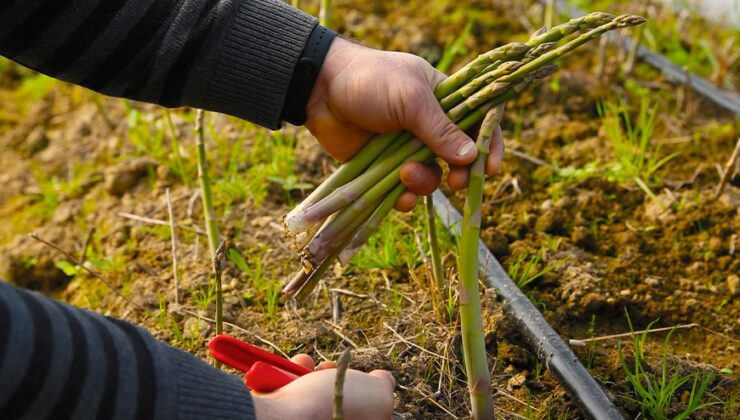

{"left": 1, "top": 0, "right": 738, "bottom": 418}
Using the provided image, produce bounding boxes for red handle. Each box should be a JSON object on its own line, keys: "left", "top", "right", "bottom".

{"left": 245, "top": 361, "right": 301, "bottom": 392}
{"left": 209, "top": 334, "right": 312, "bottom": 376}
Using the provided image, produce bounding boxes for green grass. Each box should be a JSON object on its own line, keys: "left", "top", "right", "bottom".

{"left": 507, "top": 251, "right": 564, "bottom": 288}
{"left": 157, "top": 292, "right": 203, "bottom": 352}
{"left": 555, "top": 96, "right": 677, "bottom": 202}
{"left": 349, "top": 216, "right": 420, "bottom": 270}
{"left": 228, "top": 245, "right": 280, "bottom": 321}
{"left": 618, "top": 312, "right": 715, "bottom": 419}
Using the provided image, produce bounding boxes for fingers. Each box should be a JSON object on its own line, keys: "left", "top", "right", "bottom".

{"left": 394, "top": 191, "right": 417, "bottom": 212}
{"left": 290, "top": 354, "right": 316, "bottom": 371}
{"left": 399, "top": 161, "right": 442, "bottom": 196}
{"left": 447, "top": 165, "right": 469, "bottom": 190}
{"left": 401, "top": 84, "right": 477, "bottom": 167}
{"left": 368, "top": 369, "right": 396, "bottom": 390}
{"left": 316, "top": 361, "right": 337, "bottom": 371}
{"left": 486, "top": 125, "right": 505, "bottom": 175}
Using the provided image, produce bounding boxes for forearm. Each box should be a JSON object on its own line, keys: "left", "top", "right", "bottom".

{"left": 0, "top": 280, "right": 256, "bottom": 419}
{"left": 0, "top": 0, "right": 317, "bottom": 128}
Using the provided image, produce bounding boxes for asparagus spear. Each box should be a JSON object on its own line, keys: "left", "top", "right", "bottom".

{"left": 435, "top": 12, "right": 615, "bottom": 99}
{"left": 496, "top": 15, "right": 647, "bottom": 86}
{"left": 459, "top": 103, "right": 505, "bottom": 420}
{"left": 338, "top": 183, "right": 406, "bottom": 265}
{"left": 304, "top": 147, "right": 435, "bottom": 266}
{"left": 288, "top": 139, "right": 424, "bottom": 233}
{"left": 284, "top": 131, "right": 402, "bottom": 231}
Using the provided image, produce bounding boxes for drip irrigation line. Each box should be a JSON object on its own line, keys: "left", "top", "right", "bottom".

{"left": 541, "top": 0, "right": 740, "bottom": 115}
{"left": 431, "top": 190, "right": 623, "bottom": 420}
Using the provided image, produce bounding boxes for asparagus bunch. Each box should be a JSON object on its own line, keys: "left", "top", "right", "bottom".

{"left": 283, "top": 13, "right": 645, "bottom": 302}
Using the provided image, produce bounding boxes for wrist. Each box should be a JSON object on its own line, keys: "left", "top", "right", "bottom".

{"left": 308, "top": 37, "right": 355, "bottom": 110}
{"left": 281, "top": 25, "right": 336, "bottom": 126}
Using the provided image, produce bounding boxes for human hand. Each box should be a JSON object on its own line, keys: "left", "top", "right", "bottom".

{"left": 306, "top": 37, "right": 505, "bottom": 211}
{"left": 251, "top": 353, "right": 395, "bottom": 420}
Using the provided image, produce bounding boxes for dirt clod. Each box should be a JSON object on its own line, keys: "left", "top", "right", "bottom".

{"left": 104, "top": 156, "right": 158, "bottom": 196}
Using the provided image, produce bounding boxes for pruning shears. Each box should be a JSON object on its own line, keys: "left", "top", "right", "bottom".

{"left": 209, "top": 334, "right": 312, "bottom": 392}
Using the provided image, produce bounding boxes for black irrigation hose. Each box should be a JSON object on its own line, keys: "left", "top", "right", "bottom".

{"left": 543, "top": 0, "right": 740, "bottom": 115}
{"left": 431, "top": 190, "right": 623, "bottom": 420}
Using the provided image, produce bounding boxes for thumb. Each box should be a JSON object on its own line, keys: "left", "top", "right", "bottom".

{"left": 402, "top": 84, "right": 477, "bottom": 166}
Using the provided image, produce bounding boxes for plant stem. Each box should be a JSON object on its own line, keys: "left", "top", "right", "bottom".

{"left": 545, "top": 0, "right": 556, "bottom": 29}
{"left": 212, "top": 240, "right": 226, "bottom": 368}
{"left": 319, "top": 0, "right": 331, "bottom": 27}
{"left": 165, "top": 188, "right": 180, "bottom": 304}
{"left": 292, "top": 139, "right": 423, "bottom": 232}
{"left": 338, "top": 183, "right": 406, "bottom": 265}
{"left": 459, "top": 104, "right": 504, "bottom": 420}
{"left": 285, "top": 131, "right": 402, "bottom": 234}
{"left": 196, "top": 109, "right": 220, "bottom": 260}
{"left": 304, "top": 147, "right": 434, "bottom": 266}
{"left": 425, "top": 195, "right": 446, "bottom": 321}
{"left": 333, "top": 349, "right": 352, "bottom": 420}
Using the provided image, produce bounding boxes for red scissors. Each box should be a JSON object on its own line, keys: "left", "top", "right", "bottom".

{"left": 209, "top": 334, "right": 312, "bottom": 392}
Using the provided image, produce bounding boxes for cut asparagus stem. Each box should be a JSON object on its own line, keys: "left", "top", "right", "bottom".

{"left": 289, "top": 139, "right": 424, "bottom": 233}
{"left": 305, "top": 147, "right": 435, "bottom": 266}
{"left": 338, "top": 183, "right": 406, "bottom": 265}
{"left": 291, "top": 201, "right": 381, "bottom": 300}
{"left": 459, "top": 103, "right": 505, "bottom": 420}
{"left": 284, "top": 131, "right": 403, "bottom": 232}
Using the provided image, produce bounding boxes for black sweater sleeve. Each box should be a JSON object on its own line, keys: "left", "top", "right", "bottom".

{"left": 0, "top": 0, "right": 318, "bottom": 129}
{"left": 0, "top": 280, "right": 256, "bottom": 419}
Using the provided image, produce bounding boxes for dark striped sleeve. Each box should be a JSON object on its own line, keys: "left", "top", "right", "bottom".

{"left": 0, "top": 280, "right": 256, "bottom": 420}
{"left": 0, "top": 0, "right": 317, "bottom": 129}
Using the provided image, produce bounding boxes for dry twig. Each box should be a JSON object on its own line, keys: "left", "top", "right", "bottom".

{"left": 569, "top": 323, "right": 698, "bottom": 346}
{"left": 116, "top": 211, "right": 205, "bottom": 235}
{"left": 333, "top": 348, "right": 351, "bottom": 420}
{"left": 166, "top": 188, "right": 181, "bottom": 304}
{"left": 714, "top": 137, "right": 740, "bottom": 199}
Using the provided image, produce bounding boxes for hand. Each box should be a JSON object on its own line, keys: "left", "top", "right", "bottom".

{"left": 252, "top": 354, "right": 395, "bottom": 420}
{"left": 306, "top": 37, "right": 505, "bottom": 211}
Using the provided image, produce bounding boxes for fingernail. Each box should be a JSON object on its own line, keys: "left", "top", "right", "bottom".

{"left": 456, "top": 141, "right": 476, "bottom": 158}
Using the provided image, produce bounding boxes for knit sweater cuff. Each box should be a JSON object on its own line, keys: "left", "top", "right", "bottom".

{"left": 164, "top": 344, "right": 256, "bottom": 419}
{"left": 206, "top": 0, "right": 317, "bottom": 129}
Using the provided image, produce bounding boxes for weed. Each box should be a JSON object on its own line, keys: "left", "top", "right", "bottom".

{"left": 193, "top": 282, "right": 216, "bottom": 312}
{"left": 507, "top": 251, "right": 564, "bottom": 288}
{"left": 598, "top": 96, "right": 678, "bottom": 195}
{"left": 350, "top": 217, "right": 419, "bottom": 270}
{"left": 157, "top": 292, "right": 202, "bottom": 352}
{"left": 618, "top": 312, "right": 715, "bottom": 419}
{"left": 386, "top": 286, "right": 404, "bottom": 317}
{"left": 586, "top": 314, "right": 596, "bottom": 369}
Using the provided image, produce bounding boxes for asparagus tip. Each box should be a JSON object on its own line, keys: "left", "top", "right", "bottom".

{"left": 615, "top": 14, "right": 647, "bottom": 28}
{"left": 584, "top": 11, "right": 616, "bottom": 27}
